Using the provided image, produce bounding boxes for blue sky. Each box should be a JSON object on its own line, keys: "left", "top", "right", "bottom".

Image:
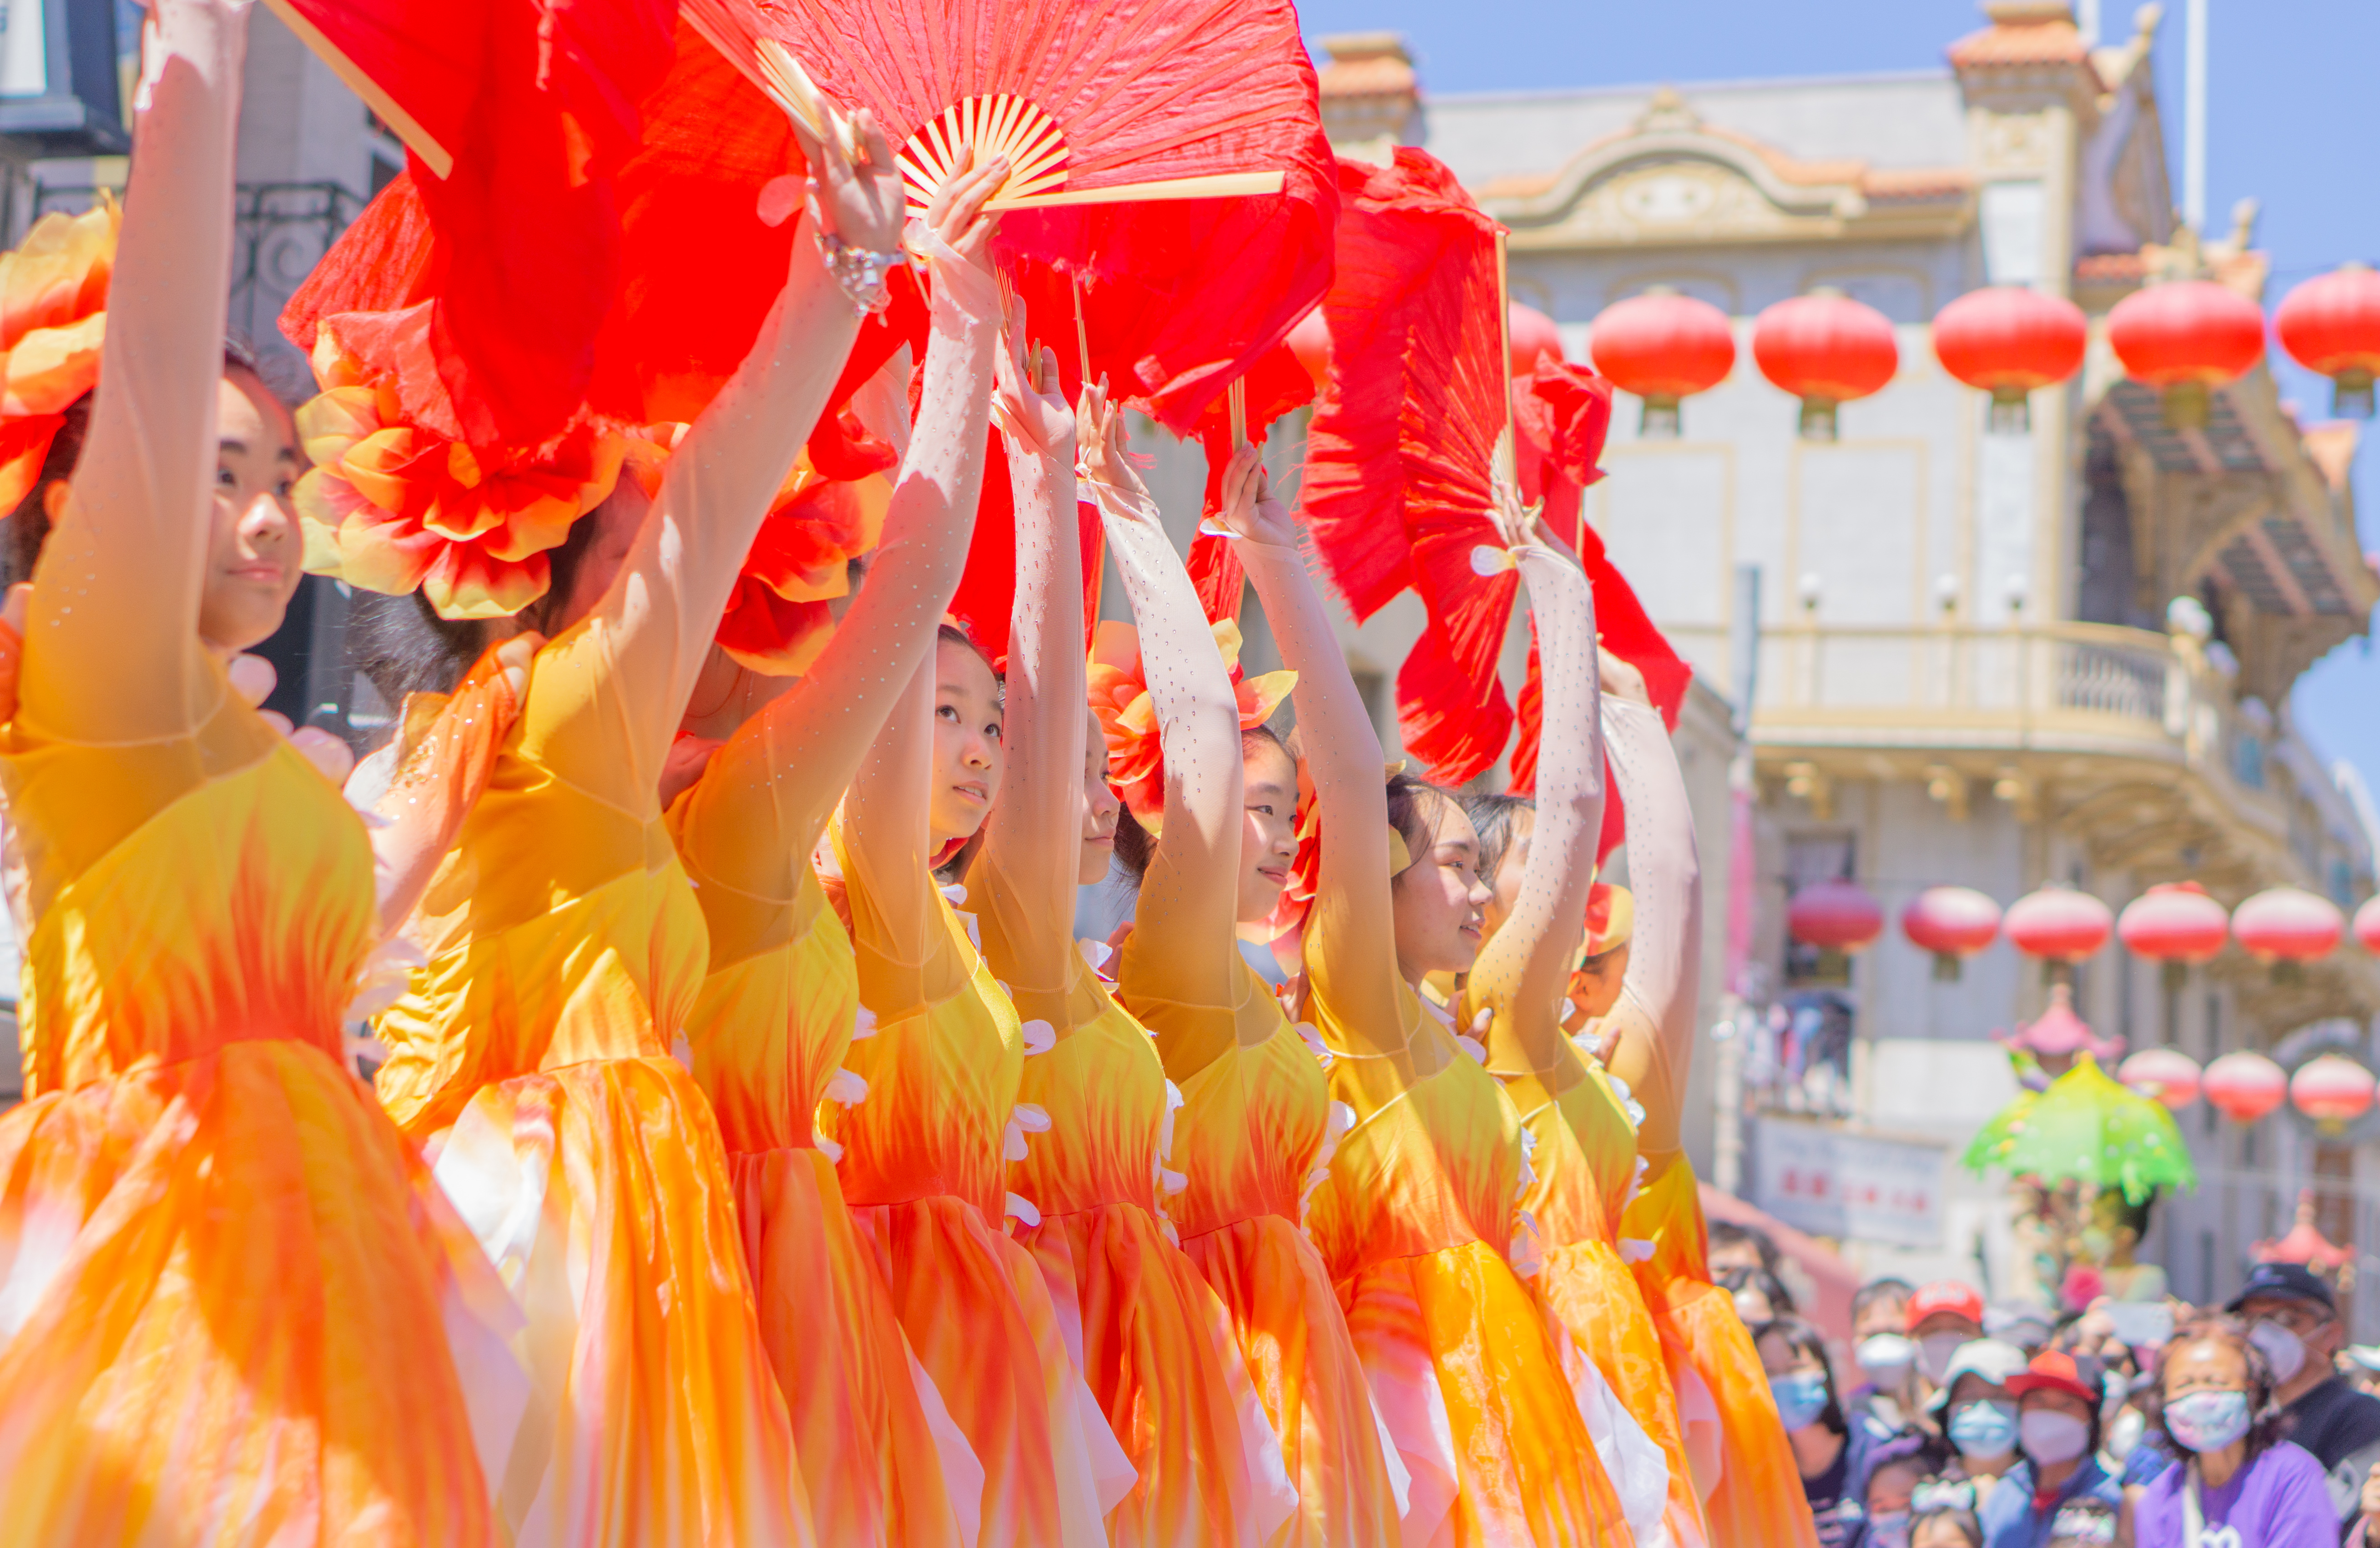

{"left": 1292, "top": 0, "right": 2380, "bottom": 816}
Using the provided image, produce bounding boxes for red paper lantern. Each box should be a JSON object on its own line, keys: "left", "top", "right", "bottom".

{"left": 2202, "top": 1050, "right": 2288, "bottom": 1124}
{"left": 1901, "top": 885, "right": 2001, "bottom": 980}
{"left": 2118, "top": 880, "right": 2231, "bottom": 990}
{"left": 2004, "top": 885, "right": 2114, "bottom": 963}
{"left": 2107, "top": 278, "right": 2266, "bottom": 431}
{"left": 1590, "top": 286, "right": 1735, "bottom": 437}
{"left": 2118, "top": 1047, "right": 2203, "bottom": 1111}
{"left": 1752, "top": 288, "right": 1897, "bottom": 441}
{"left": 2355, "top": 895, "right": 2380, "bottom": 955}
{"left": 2289, "top": 1053, "right": 2377, "bottom": 1130}
{"left": 1931, "top": 286, "right": 2088, "bottom": 432}
{"left": 1508, "top": 302, "right": 1565, "bottom": 375}
{"left": 2231, "top": 886, "right": 2344, "bottom": 984}
{"left": 1788, "top": 878, "right": 1884, "bottom": 952}
{"left": 2275, "top": 262, "right": 2380, "bottom": 419}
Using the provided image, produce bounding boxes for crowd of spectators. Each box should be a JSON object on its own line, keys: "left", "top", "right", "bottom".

{"left": 1722, "top": 1222, "right": 2380, "bottom": 1547}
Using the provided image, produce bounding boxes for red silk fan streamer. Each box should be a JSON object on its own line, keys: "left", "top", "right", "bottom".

{"left": 1294, "top": 151, "right": 1517, "bottom": 786}
{"left": 683, "top": 0, "right": 1336, "bottom": 430}
{"left": 267, "top": 0, "right": 677, "bottom": 447}
{"left": 1513, "top": 362, "right": 1615, "bottom": 543}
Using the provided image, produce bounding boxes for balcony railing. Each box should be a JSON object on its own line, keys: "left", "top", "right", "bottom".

{"left": 1666, "top": 618, "right": 2266, "bottom": 801}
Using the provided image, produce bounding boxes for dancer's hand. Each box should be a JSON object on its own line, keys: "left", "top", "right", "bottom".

{"left": 922, "top": 145, "right": 1010, "bottom": 269}
{"left": 1215, "top": 442, "right": 1296, "bottom": 548}
{"left": 790, "top": 104, "right": 903, "bottom": 258}
{"left": 1075, "top": 379, "right": 1145, "bottom": 500}
{"left": 993, "top": 322, "right": 1072, "bottom": 461}
{"left": 1598, "top": 646, "right": 1650, "bottom": 709}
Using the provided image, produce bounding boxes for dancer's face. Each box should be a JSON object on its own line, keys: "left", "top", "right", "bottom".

{"left": 1079, "top": 708, "right": 1120, "bottom": 885}
{"left": 1392, "top": 795, "right": 1492, "bottom": 980}
{"left": 1237, "top": 739, "right": 1298, "bottom": 925}
{"left": 196, "top": 368, "right": 303, "bottom": 652}
{"left": 929, "top": 638, "right": 1003, "bottom": 846}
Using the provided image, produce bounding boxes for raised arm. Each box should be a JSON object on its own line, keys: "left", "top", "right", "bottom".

{"left": 27, "top": 0, "right": 244, "bottom": 741}
{"left": 1599, "top": 686, "right": 1700, "bottom": 1155}
{"left": 676, "top": 182, "right": 1004, "bottom": 892}
{"left": 1093, "top": 408, "right": 1247, "bottom": 1070}
{"left": 1464, "top": 540, "right": 1603, "bottom": 1076}
{"left": 1235, "top": 472, "right": 1404, "bottom": 1056}
{"left": 968, "top": 327, "right": 1084, "bottom": 1031}
{"left": 535, "top": 107, "right": 916, "bottom": 802}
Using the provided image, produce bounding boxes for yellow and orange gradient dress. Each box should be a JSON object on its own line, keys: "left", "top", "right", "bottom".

{"left": 975, "top": 852, "right": 1297, "bottom": 1546}
{"left": 1302, "top": 911, "right": 1630, "bottom": 1547}
{"left": 377, "top": 621, "right": 807, "bottom": 1545}
{"left": 0, "top": 648, "right": 501, "bottom": 1543}
{"left": 823, "top": 812, "right": 1122, "bottom": 1547}
{"left": 669, "top": 729, "right": 969, "bottom": 1548}
{"left": 1119, "top": 933, "right": 1407, "bottom": 1548}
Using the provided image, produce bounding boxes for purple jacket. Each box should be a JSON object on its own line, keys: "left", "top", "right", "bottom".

{"left": 2132, "top": 1441, "right": 2337, "bottom": 1548}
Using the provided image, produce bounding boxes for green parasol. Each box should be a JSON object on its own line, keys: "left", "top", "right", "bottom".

{"left": 1962, "top": 1053, "right": 2197, "bottom": 1204}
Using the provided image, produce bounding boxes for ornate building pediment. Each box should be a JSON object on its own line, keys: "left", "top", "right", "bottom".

{"left": 1478, "top": 89, "right": 1972, "bottom": 251}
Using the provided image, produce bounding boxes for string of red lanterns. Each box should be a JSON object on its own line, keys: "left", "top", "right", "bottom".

{"left": 1588, "top": 286, "right": 1735, "bottom": 439}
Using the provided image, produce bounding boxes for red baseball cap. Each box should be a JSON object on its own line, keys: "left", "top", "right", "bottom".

{"left": 1904, "top": 1281, "right": 1986, "bottom": 1331}
{"left": 2006, "top": 1350, "right": 2100, "bottom": 1405}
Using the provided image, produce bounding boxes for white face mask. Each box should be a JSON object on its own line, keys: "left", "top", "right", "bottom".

{"left": 1858, "top": 1334, "right": 1917, "bottom": 1384}
{"left": 1918, "top": 1332, "right": 1967, "bottom": 1384}
{"left": 2249, "top": 1319, "right": 2308, "bottom": 1384}
{"left": 2103, "top": 1406, "right": 2145, "bottom": 1462}
{"left": 2019, "top": 1409, "right": 2093, "bottom": 1466}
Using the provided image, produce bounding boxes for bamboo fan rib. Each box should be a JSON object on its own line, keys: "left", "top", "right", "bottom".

{"left": 681, "top": 0, "right": 1301, "bottom": 212}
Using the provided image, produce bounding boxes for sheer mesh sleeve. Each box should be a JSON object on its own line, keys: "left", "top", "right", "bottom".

{"left": 1239, "top": 537, "right": 1407, "bottom": 1060}
{"left": 828, "top": 666, "right": 973, "bottom": 1025}
{"left": 672, "top": 250, "right": 999, "bottom": 927}
{"left": 1463, "top": 547, "right": 1601, "bottom": 1081}
{"left": 1602, "top": 698, "right": 1699, "bottom": 1155}
{"left": 527, "top": 216, "right": 863, "bottom": 814}
{"left": 968, "top": 417, "right": 1084, "bottom": 1033}
{"left": 22, "top": 0, "right": 244, "bottom": 744}
{"left": 1094, "top": 473, "right": 1246, "bottom": 1081}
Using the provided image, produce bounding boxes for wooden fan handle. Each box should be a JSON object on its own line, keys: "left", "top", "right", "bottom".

{"left": 987, "top": 171, "right": 1285, "bottom": 211}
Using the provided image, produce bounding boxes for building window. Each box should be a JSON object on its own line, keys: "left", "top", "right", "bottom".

{"left": 2234, "top": 734, "right": 2264, "bottom": 789}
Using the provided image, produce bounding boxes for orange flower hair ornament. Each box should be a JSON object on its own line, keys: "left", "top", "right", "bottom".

{"left": 294, "top": 318, "right": 648, "bottom": 620}
{"left": 0, "top": 196, "right": 118, "bottom": 512}
{"left": 716, "top": 407, "right": 898, "bottom": 675}
{"left": 1087, "top": 616, "right": 1295, "bottom": 834}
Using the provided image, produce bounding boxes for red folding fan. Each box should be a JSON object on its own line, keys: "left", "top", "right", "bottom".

{"left": 683, "top": 0, "right": 1337, "bottom": 429}
{"left": 1292, "top": 150, "right": 1523, "bottom": 786}
{"left": 265, "top": 0, "right": 676, "bottom": 447}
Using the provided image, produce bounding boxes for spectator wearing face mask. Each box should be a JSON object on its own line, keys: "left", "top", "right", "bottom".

{"left": 2229, "top": 1261, "right": 2380, "bottom": 1531}
{"left": 1933, "top": 1340, "right": 2030, "bottom": 1505}
{"left": 1911, "top": 1282, "right": 1990, "bottom": 1392}
{"left": 1711, "top": 1219, "right": 1783, "bottom": 1281}
{"left": 1985, "top": 1302, "right": 2058, "bottom": 1358}
{"left": 1852, "top": 1279, "right": 1922, "bottom": 1436}
{"left": 2042, "top": 1498, "right": 2117, "bottom": 1548}
{"left": 1858, "top": 1437, "right": 1946, "bottom": 1548}
{"left": 1978, "top": 1351, "right": 2123, "bottom": 1547}
{"left": 2133, "top": 1316, "right": 2334, "bottom": 1548}
{"left": 1760, "top": 1314, "right": 1874, "bottom": 1545}
{"left": 1725, "top": 1265, "right": 1797, "bottom": 1327}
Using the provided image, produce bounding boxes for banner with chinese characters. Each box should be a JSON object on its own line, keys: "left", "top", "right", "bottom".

{"left": 1752, "top": 1114, "right": 1945, "bottom": 1248}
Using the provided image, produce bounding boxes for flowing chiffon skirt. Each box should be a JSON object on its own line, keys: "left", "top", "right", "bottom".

{"left": 0, "top": 1038, "right": 509, "bottom": 1546}
{"left": 1182, "top": 1212, "right": 1407, "bottom": 1548}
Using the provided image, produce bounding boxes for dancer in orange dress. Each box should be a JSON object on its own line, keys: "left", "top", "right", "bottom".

{"left": 1598, "top": 679, "right": 1819, "bottom": 1548}
{"left": 371, "top": 90, "right": 910, "bottom": 1548}
{"left": 663, "top": 157, "right": 1009, "bottom": 1548}
{"left": 819, "top": 280, "right": 1127, "bottom": 1548}
{"left": 1232, "top": 460, "right": 1632, "bottom": 1546}
{"left": 1458, "top": 533, "right": 1702, "bottom": 1548}
{"left": 1092, "top": 437, "right": 1405, "bottom": 1547}
{"left": 964, "top": 367, "right": 1295, "bottom": 1545}
{"left": 0, "top": 2, "right": 504, "bottom": 1538}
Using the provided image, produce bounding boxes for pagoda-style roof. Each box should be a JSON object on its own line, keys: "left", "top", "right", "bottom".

{"left": 2255, "top": 1191, "right": 2354, "bottom": 1270}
